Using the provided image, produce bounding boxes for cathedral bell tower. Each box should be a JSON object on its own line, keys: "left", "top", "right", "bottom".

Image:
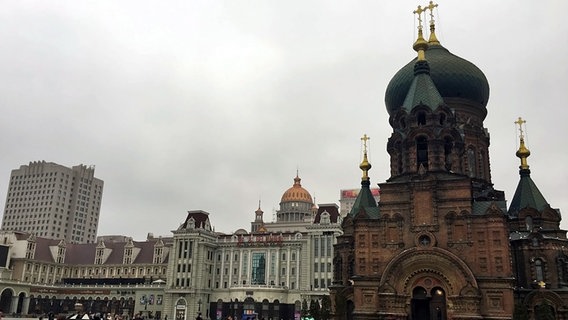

{"left": 384, "top": 2, "right": 499, "bottom": 201}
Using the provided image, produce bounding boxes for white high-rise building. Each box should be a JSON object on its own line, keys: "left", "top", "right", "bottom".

{"left": 0, "top": 161, "right": 104, "bottom": 243}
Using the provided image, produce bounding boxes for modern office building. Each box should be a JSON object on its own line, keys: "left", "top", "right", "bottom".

{"left": 1, "top": 161, "right": 104, "bottom": 244}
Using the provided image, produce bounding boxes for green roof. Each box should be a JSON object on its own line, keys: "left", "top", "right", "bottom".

{"left": 508, "top": 169, "right": 549, "bottom": 216}
{"left": 401, "top": 60, "right": 444, "bottom": 112}
{"left": 385, "top": 44, "right": 489, "bottom": 116}
{"left": 349, "top": 180, "right": 380, "bottom": 219}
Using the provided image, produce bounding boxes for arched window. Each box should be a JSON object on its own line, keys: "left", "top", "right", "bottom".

{"left": 479, "top": 150, "right": 486, "bottom": 179}
{"left": 439, "top": 113, "right": 446, "bottom": 125}
{"left": 525, "top": 216, "right": 533, "bottom": 231}
{"left": 535, "top": 258, "right": 544, "bottom": 282}
{"left": 467, "top": 148, "right": 476, "bottom": 177}
{"left": 417, "top": 112, "right": 426, "bottom": 125}
{"left": 395, "top": 141, "right": 403, "bottom": 174}
{"left": 417, "top": 136, "right": 429, "bottom": 169}
{"left": 444, "top": 137, "right": 453, "bottom": 171}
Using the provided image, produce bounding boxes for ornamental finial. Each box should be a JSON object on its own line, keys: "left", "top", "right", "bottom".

{"left": 360, "top": 134, "right": 372, "bottom": 181}
{"left": 514, "top": 117, "right": 531, "bottom": 170}
{"left": 425, "top": 1, "right": 440, "bottom": 45}
{"left": 413, "top": 5, "right": 428, "bottom": 60}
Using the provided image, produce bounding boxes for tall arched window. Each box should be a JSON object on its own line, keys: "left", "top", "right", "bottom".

{"left": 417, "top": 136, "right": 429, "bottom": 170}
{"left": 535, "top": 258, "right": 544, "bottom": 282}
{"left": 444, "top": 137, "right": 453, "bottom": 171}
{"left": 467, "top": 148, "right": 476, "bottom": 177}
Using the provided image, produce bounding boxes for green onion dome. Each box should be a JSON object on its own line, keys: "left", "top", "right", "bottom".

{"left": 385, "top": 44, "right": 489, "bottom": 116}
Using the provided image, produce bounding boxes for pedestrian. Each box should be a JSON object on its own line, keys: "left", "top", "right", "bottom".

{"left": 196, "top": 313, "right": 202, "bottom": 320}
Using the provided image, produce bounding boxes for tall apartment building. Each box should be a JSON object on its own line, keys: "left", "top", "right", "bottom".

{"left": 1, "top": 161, "right": 104, "bottom": 243}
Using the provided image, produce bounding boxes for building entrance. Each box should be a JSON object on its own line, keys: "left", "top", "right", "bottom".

{"left": 410, "top": 286, "right": 446, "bottom": 320}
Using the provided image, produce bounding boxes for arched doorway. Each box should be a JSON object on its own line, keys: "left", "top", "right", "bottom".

{"left": 0, "top": 288, "right": 13, "bottom": 313}
{"left": 346, "top": 300, "right": 354, "bottom": 320}
{"left": 411, "top": 287, "right": 446, "bottom": 320}
{"left": 534, "top": 303, "right": 555, "bottom": 320}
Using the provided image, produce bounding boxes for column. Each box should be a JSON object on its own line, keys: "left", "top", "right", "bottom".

{"left": 22, "top": 296, "right": 30, "bottom": 315}
{"left": 10, "top": 295, "right": 18, "bottom": 314}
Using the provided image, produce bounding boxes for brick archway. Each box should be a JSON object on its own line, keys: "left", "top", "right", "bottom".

{"left": 378, "top": 247, "right": 480, "bottom": 318}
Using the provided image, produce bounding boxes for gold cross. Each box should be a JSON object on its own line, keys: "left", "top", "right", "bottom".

{"left": 414, "top": 5, "right": 425, "bottom": 29}
{"left": 425, "top": 1, "right": 438, "bottom": 24}
{"left": 514, "top": 117, "right": 526, "bottom": 139}
{"left": 361, "top": 134, "right": 370, "bottom": 154}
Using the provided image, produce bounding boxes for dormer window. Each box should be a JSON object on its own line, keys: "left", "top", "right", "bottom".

{"left": 57, "top": 246, "right": 66, "bottom": 264}
{"left": 321, "top": 212, "right": 331, "bottom": 224}
{"left": 95, "top": 248, "right": 104, "bottom": 264}
{"left": 26, "top": 240, "right": 36, "bottom": 259}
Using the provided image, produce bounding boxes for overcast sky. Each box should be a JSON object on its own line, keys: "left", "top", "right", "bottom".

{"left": 1, "top": 1, "right": 567, "bottom": 240}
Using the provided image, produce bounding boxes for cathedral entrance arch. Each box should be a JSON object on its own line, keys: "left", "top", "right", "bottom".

{"left": 380, "top": 247, "right": 479, "bottom": 318}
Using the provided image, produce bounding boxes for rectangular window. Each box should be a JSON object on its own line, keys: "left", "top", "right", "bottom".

{"left": 371, "top": 234, "right": 379, "bottom": 248}
{"left": 314, "top": 239, "right": 319, "bottom": 257}
{"left": 479, "top": 257, "right": 487, "bottom": 272}
{"left": 495, "top": 257, "right": 503, "bottom": 272}
{"left": 492, "top": 231, "right": 501, "bottom": 246}
{"left": 252, "top": 252, "right": 266, "bottom": 285}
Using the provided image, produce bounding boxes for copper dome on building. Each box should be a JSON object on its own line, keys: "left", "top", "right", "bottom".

{"left": 280, "top": 175, "right": 313, "bottom": 204}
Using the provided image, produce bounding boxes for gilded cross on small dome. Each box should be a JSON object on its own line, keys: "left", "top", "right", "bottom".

{"left": 426, "top": 1, "right": 438, "bottom": 23}
{"left": 413, "top": 4, "right": 429, "bottom": 60}
{"left": 361, "top": 134, "right": 370, "bottom": 155}
{"left": 414, "top": 5, "right": 425, "bottom": 29}
{"left": 359, "top": 134, "right": 372, "bottom": 181}
{"left": 514, "top": 117, "right": 526, "bottom": 139}
{"left": 425, "top": 1, "right": 440, "bottom": 44}
{"left": 514, "top": 117, "right": 531, "bottom": 170}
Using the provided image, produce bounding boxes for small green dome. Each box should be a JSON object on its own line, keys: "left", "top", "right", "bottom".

{"left": 385, "top": 44, "right": 490, "bottom": 115}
